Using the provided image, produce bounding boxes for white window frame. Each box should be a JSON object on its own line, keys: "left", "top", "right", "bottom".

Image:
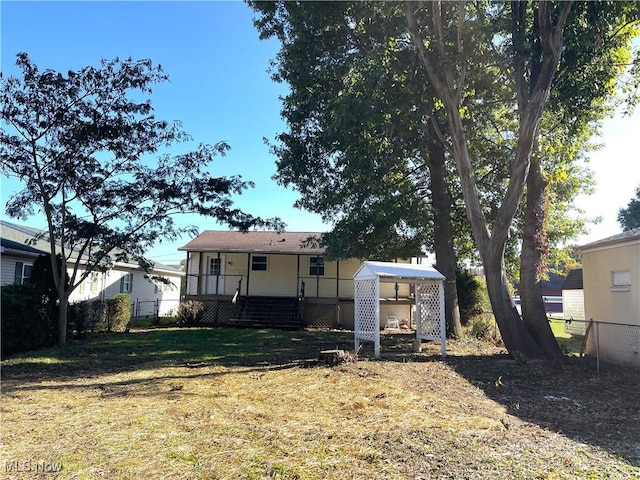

{"left": 251, "top": 255, "right": 268, "bottom": 271}
{"left": 120, "top": 272, "right": 133, "bottom": 293}
{"left": 17, "top": 263, "right": 33, "bottom": 285}
{"left": 310, "top": 256, "right": 325, "bottom": 276}
{"left": 611, "top": 270, "right": 631, "bottom": 291}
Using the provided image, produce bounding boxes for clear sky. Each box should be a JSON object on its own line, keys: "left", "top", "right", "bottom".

{"left": 1, "top": 1, "right": 638, "bottom": 265}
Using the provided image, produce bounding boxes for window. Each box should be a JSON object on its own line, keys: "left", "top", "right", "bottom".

{"left": 14, "top": 262, "right": 32, "bottom": 285}
{"left": 612, "top": 270, "right": 631, "bottom": 291}
{"left": 155, "top": 281, "right": 174, "bottom": 293}
{"left": 209, "top": 257, "right": 221, "bottom": 276}
{"left": 251, "top": 255, "right": 268, "bottom": 271}
{"left": 80, "top": 272, "right": 100, "bottom": 294}
{"left": 120, "top": 273, "right": 133, "bottom": 293}
{"left": 310, "top": 256, "right": 325, "bottom": 276}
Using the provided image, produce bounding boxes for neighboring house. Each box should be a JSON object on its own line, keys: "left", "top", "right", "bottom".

{"left": 0, "top": 220, "right": 183, "bottom": 318}
{"left": 562, "top": 268, "right": 586, "bottom": 336}
{"left": 179, "top": 230, "right": 418, "bottom": 329}
{"left": 580, "top": 228, "right": 640, "bottom": 367}
{"left": 513, "top": 272, "right": 564, "bottom": 316}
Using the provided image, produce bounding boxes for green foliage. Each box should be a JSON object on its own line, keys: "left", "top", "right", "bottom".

{"left": 0, "top": 53, "right": 280, "bottom": 345}
{"left": 107, "top": 294, "right": 131, "bottom": 332}
{"left": 618, "top": 185, "right": 640, "bottom": 231}
{"left": 455, "top": 267, "right": 484, "bottom": 326}
{"left": 1, "top": 285, "right": 56, "bottom": 355}
{"left": 69, "top": 300, "right": 105, "bottom": 335}
{"left": 177, "top": 300, "right": 205, "bottom": 326}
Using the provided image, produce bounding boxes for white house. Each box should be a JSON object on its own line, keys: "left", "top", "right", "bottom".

{"left": 580, "top": 228, "right": 640, "bottom": 367}
{"left": 1, "top": 220, "right": 183, "bottom": 318}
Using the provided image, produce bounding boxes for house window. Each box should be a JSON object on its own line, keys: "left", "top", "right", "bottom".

{"left": 209, "top": 257, "right": 221, "bottom": 276}
{"left": 251, "top": 255, "right": 268, "bottom": 271}
{"left": 310, "top": 256, "right": 325, "bottom": 276}
{"left": 14, "top": 262, "right": 33, "bottom": 285}
{"left": 611, "top": 270, "right": 631, "bottom": 291}
{"left": 155, "top": 281, "right": 174, "bottom": 293}
{"left": 120, "top": 273, "right": 133, "bottom": 293}
{"left": 80, "top": 272, "right": 100, "bottom": 294}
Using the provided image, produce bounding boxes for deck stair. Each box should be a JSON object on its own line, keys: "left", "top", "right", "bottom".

{"left": 227, "top": 296, "right": 301, "bottom": 329}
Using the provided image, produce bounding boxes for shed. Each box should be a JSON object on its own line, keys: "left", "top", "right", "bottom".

{"left": 562, "top": 268, "right": 586, "bottom": 336}
{"left": 353, "top": 261, "right": 446, "bottom": 358}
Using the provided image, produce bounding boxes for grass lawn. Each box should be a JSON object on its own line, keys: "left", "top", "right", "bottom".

{"left": 1, "top": 327, "right": 638, "bottom": 479}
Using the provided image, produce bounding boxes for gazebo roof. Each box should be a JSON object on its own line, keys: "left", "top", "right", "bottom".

{"left": 353, "top": 261, "right": 445, "bottom": 283}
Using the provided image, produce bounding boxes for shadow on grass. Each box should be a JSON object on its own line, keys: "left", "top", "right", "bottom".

{"left": 444, "top": 353, "right": 639, "bottom": 467}
{"left": 3, "top": 327, "right": 638, "bottom": 467}
{"left": 1, "top": 327, "right": 356, "bottom": 382}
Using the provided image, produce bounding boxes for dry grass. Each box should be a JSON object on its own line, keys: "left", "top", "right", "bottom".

{"left": 1, "top": 328, "right": 638, "bottom": 479}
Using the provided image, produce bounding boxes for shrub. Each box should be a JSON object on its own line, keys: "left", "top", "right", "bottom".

{"left": 467, "top": 314, "right": 503, "bottom": 346}
{"left": 1, "top": 285, "right": 56, "bottom": 355}
{"left": 455, "top": 267, "right": 484, "bottom": 325}
{"left": 69, "top": 299, "right": 111, "bottom": 335}
{"left": 107, "top": 294, "right": 131, "bottom": 332}
{"left": 177, "top": 300, "right": 204, "bottom": 326}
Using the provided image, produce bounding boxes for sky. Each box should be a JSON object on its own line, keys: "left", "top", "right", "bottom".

{"left": 1, "top": 1, "right": 639, "bottom": 265}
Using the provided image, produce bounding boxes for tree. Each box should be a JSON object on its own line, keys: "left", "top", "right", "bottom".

{"left": 405, "top": 1, "right": 638, "bottom": 360}
{"left": 0, "top": 53, "right": 276, "bottom": 345}
{"left": 618, "top": 185, "right": 640, "bottom": 231}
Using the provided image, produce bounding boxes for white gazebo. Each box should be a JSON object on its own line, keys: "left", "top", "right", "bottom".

{"left": 353, "top": 261, "right": 446, "bottom": 358}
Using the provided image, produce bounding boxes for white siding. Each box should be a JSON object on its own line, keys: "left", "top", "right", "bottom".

{"left": 563, "top": 290, "right": 586, "bottom": 336}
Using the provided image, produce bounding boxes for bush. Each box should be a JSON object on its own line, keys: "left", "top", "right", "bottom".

{"left": 69, "top": 299, "right": 109, "bottom": 335}
{"left": 107, "top": 294, "right": 131, "bottom": 332}
{"left": 177, "top": 300, "right": 204, "bottom": 326}
{"left": 467, "top": 314, "right": 503, "bottom": 346}
{"left": 1, "top": 285, "right": 56, "bottom": 355}
{"left": 455, "top": 267, "right": 484, "bottom": 325}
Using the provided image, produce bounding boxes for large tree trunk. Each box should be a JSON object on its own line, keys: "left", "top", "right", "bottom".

{"left": 519, "top": 151, "right": 564, "bottom": 360}
{"left": 405, "top": 0, "right": 572, "bottom": 360}
{"left": 425, "top": 131, "right": 463, "bottom": 338}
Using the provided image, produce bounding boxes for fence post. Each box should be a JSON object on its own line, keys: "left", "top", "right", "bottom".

{"left": 595, "top": 320, "right": 600, "bottom": 374}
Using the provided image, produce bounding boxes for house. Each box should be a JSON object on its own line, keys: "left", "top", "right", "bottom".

{"left": 562, "top": 268, "right": 586, "bottom": 336}
{"left": 513, "top": 272, "right": 564, "bottom": 316}
{"left": 0, "top": 220, "right": 183, "bottom": 318}
{"left": 579, "top": 228, "right": 640, "bottom": 367}
{"left": 178, "top": 230, "right": 418, "bottom": 329}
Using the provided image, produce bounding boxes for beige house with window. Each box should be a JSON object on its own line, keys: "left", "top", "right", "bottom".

{"left": 179, "top": 230, "right": 417, "bottom": 329}
{"left": 580, "top": 228, "right": 640, "bottom": 367}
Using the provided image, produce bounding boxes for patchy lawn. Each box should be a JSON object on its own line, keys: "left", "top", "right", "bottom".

{"left": 1, "top": 328, "right": 638, "bottom": 479}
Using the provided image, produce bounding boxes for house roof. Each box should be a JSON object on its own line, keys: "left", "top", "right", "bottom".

{"left": 579, "top": 227, "right": 640, "bottom": 251}
{"left": 354, "top": 260, "right": 445, "bottom": 283}
{"left": 0, "top": 220, "right": 182, "bottom": 275}
{"left": 178, "top": 230, "right": 325, "bottom": 255}
{"left": 562, "top": 268, "right": 583, "bottom": 290}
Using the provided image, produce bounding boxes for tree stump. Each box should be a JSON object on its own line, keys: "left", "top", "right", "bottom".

{"left": 319, "top": 349, "right": 356, "bottom": 366}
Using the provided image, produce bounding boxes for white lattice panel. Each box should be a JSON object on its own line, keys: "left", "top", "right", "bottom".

{"left": 354, "top": 278, "right": 379, "bottom": 342}
{"left": 416, "top": 283, "right": 444, "bottom": 342}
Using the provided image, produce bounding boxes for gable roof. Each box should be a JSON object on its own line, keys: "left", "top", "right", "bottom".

{"left": 354, "top": 261, "right": 445, "bottom": 283}
{"left": 562, "top": 268, "right": 583, "bottom": 290}
{"left": 178, "top": 230, "right": 325, "bottom": 255}
{"left": 580, "top": 228, "right": 640, "bottom": 251}
{"left": 0, "top": 220, "right": 182, "bottom": 275}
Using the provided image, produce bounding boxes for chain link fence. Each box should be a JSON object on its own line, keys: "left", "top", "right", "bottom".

{"left": 559, "top": 318, "right": 640, "bottom": 372}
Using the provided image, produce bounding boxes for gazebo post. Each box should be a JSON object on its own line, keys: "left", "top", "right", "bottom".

{"left": 439, "top": 281, "right": 446, "bottom": 358}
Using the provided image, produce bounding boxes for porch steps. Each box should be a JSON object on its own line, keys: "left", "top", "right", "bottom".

{"left": 226, "top": 296, "right": 301, "bottom": 329}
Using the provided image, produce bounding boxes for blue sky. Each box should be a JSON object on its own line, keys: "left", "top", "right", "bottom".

{"left": 1, "top": 1, "right": 639, "bottom": 265}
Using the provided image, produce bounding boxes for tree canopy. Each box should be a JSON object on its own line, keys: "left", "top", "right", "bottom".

{"left": 618, "top": 185, "right": 640, "bottom": 231}
{"left": 0, "top": 53, "right": 277, "bottom": 345}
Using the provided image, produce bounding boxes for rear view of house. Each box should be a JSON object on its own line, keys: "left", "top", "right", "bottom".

{"left": 179, "top": 230, "right": 417, "bottom": 329}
